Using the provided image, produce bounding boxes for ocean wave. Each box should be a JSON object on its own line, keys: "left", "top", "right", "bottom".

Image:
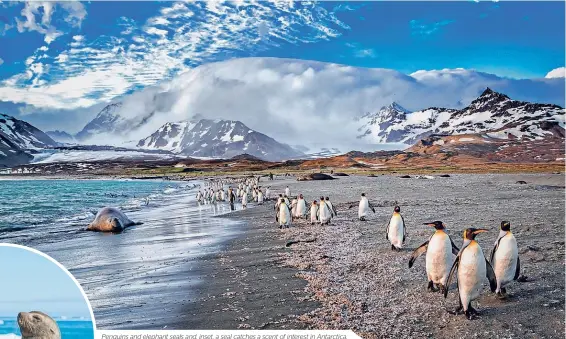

{"left": 163, "top": 187, "right": 178, "bottom": 194}
{"left": 55, "top": 211, "right": 93, "bottom": 223}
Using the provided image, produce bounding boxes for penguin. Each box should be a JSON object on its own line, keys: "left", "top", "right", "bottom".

{"left": 351, "top": 193, "right": 375, "bottom": 221}
{"left": 290, "top": 197, "right": 298, "bottom": 220}
{"left": 196, "top": 191, "right": 203, "bottom": 203}
{"left": 278, "top": 198, "right": 292, "bottom": 228}
{"left": 257, "top": 189, "right": 264, "bottom": 205}
{"left": 444, "top": 228, "right": 497, "bottom": 319}
{"left": 386, "top": 206, "right": 406, "bottom": 251}
{"left": 265, "top": 187, "right": 271, "bottom": 200}
{"left": 310, "top": 200, "right": 319, "bottom": 224}
{"left": 408, "top": 221, "right": 460, "bottom": 293}
{"left": 295, "top": 194, "right": 308, "bottom": 219}
{"left": 285, "top": 186, "right": 290, "bottom": 198}
{"left": 489, "top": 221, "right": 520, "bottom": 298}
{"left": 318, "top": 196, "right": 332, "bottom": 225}
{"left": 241, "top": 191, "right": 248, "bottom": 209}
{"left": 325, "top": 197, "right": 337, "bottom": 219}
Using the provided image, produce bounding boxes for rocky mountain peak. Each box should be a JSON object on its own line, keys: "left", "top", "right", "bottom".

{"left": 468, "top": 87, "right": 511, "bottom": 111}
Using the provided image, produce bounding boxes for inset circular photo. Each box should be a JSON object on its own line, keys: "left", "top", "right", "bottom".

{"left": 0, "top": 244, "right": 95, "bottom": 339}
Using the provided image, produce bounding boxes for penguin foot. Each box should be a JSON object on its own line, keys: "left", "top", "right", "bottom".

{"left": 447, "top": 305, "right": 463, "bottom": 315}
{"left": 438, "top": 284, "right": 446, "bottom": 294}
{"left": 464, "top": 310, "right": 475, "bottom": 320}
{"left": 427, "top": 281, "right": 439, "bottom": 292}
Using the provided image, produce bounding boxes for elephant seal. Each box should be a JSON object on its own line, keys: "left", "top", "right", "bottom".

{"left": 18, "top": 311, "right": 61, "bottom": 339}
{"left": 86, "top": 207, "right": 141, "bottom": 232}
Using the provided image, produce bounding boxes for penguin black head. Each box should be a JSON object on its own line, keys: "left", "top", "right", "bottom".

{"left": 424, "top": 221, "right": 445, "bottom": 230}
{"left": 361, "top": 193, "right": 366, "bottom": 197}
{"left": 500, "top": 221, "right": 511, "bottom": 231}
{"left": 299, "top": 194, "right": 304, "bottom": 199}
{"left": 313, "top": 200, "right": 317, "bottom": 204}
{"left": 463, "top": 228, "right": 489, "bottom": 240}
{"left": 394, "top": 206, "right": 401, "bottom": 213}
{"left": 279, "top": 194, "right": 283, "bottom": 197}
{"left": 320, "top": 196, "right": 324, "bottom": 200}
{"left": 325, "top": 197, "right": 330, "bottom": 200}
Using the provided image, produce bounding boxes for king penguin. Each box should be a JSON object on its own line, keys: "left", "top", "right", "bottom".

{"left": 277, "top": 198, "right": 292, "bottom": 229}
{"left": 351, "top": 193, "right": 375, "bottom": 221}
{"left": 386, "top": 206, "right": 406, "bottom": 251}
{"left": 408, "top": 221, "right": 459, "bottom": 293}
{"left": 489, "top": 221, "right": 520, "bottom": 298}
{"left": 444, "top": 228, "right": 497, "bottom": 319}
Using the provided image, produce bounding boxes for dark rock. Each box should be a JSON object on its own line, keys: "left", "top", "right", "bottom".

{"left": 399, "top": 175, "right": 411, "bottom": 178}
{"left": 438, "top": 174, "right": 451, "bottom": 177}
{"left": 516, "top": 180, "right": 528, "bottom": 184}
{"left": 333, "top": 172, "right": 349, "bottom": 176}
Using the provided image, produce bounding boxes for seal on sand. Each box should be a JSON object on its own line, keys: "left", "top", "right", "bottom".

{"left": 18, "top": 311, "right": 61, "bottom": 339}
{"left": 86, "top": 207, "right": 142, "bottom": 232}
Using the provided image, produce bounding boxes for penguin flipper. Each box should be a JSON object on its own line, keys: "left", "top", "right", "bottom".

{"left": 450, "top": 238, "right": 460, "bottom": 255}
{"left": 408, "top": 241, "right": 429, "bottom": 268}
{"left": 445, "top": 256, "right": 460, "bottom": 298}
{"left": 514, "top": 257, "right": 521, "bottom": 280}
{"left": 485, "top": 259, "right": 497, "bottom": 292}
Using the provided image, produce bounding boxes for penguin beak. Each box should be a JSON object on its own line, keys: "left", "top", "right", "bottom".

{"left": 472, "top": 229, "right": 489, "bottom": 235}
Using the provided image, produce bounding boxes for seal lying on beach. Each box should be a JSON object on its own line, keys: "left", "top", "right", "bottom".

{"left": 18, "top": 311, "right": 61, "bottom": 339}
{"left": 86, "top": 207, "right": 142, "bottom": 232}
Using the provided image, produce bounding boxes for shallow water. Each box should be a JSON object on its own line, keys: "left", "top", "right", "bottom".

{"left": 0, "top": 319, "right": 93, "bottom": 338}
{"left": 0, "top": 179, "right": 246, "bottom": 329}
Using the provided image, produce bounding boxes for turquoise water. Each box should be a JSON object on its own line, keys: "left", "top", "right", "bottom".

{"left": 0, "top": 319, "right": 93, "bottom": 338}
{"left": 0, "top": 179, "right": 244, "bottom": 329}
{"left": 0, "top": 179, "right": 184, "bottom": 244}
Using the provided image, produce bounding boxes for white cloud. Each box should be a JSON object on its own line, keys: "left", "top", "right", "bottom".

{"left": 545, "top": 67, "right": 565, "bottom": 79}
{"left": 0, "top": 1, "right": 350, "bottom": 110}
{"left": 72, "top": 58, "right": 564, "bottom": 151}
{"left": 14, "top": 1, "right": 86, "bottom": 44}
{"left": 354, "top": 48, "right": 376, "bottom": 58}
{"left": 0, "top": 58, "right": 3, "bottom": 66}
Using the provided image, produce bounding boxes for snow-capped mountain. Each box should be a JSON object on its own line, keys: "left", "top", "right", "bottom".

{"left": 138, "top": 118, "right": 304, "bottom": 161}
{"left": 75, "top": 103, "right": 125, "bottom": 141}
{"left": 46, "top": 130, "right": 76, "bottom": 144}
{"left": 0, "top": 113, "right": 58, "bottom": 166}
{"left": 68, "top": 58, "right": 564, "bottom": 150}
{"left": 357, "top": 88, "right": 565, "bottom": 144}
{"left": 137, "top": 121, "right": 195, "bottom": 153}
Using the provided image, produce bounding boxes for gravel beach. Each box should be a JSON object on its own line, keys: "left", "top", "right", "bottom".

{"left": 187, "top": 173, "right": 564, "bottom": 338}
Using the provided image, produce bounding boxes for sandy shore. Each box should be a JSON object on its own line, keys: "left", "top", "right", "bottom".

{"left": 187, "top": 174, "right": 564, "bottom": 338}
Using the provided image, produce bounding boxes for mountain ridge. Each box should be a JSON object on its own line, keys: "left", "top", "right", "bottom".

{"left": 357, "top": 87, "right": 565, "bottom": 145}
{"left": 138, "top": 118, "right": 304, "bottom": 161}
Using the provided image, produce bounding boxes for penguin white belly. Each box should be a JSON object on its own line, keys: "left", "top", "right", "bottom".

{"left": 387, "top": 214, "right": 404, "bottom": 248}
{"left": 310, "top": 207, "right": 318, "bottom": 222}
{"left": 458, "top": 243, "right": 486, "bottom": 308}
{"left": 258, "top": 193, "right": 264, "bottom": 203}
{"left": 358, "top": 200, "right": 369, "bottom": 218}
{"left": 296, "top": 201, "right": 306, "bottom": 217}
{"left": 493, "top": 235, "right": 518, "bottom": 288}
{"left": 426, "top": 233, "right": 452, "bottom": 285}
{"left": 279, "top": 205, "right": 290, "bottom": 225}
{"left": 319, "top": 204, "right": 331, "bottom": 223}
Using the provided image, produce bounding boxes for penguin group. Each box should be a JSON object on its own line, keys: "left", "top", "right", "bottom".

{"left": 302, "top": 190, "right": 521, "bottom": 320}
{"left": 273, "top": 191, "right": 338, "bottom": 229}
{"left": 196, "top": 176, "right": 272, "bottom": 211}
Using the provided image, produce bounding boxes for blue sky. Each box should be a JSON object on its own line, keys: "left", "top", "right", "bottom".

{"left": 0, "top": 246, "right": 91, "bottom": 318}
{"left": 0, "top": 1, "right": 563, "bottom": 132}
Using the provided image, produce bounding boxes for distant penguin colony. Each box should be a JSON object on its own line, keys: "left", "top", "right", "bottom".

{"left": 196, "top": 174, "right": 521, "bottom": 321}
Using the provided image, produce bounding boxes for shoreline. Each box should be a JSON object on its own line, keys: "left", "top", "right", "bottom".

{"left": 2, "top": 174, "right": 564, "bottom": 336}
{"left": 177, "top": 173, "right": 564, "bottom": 338}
